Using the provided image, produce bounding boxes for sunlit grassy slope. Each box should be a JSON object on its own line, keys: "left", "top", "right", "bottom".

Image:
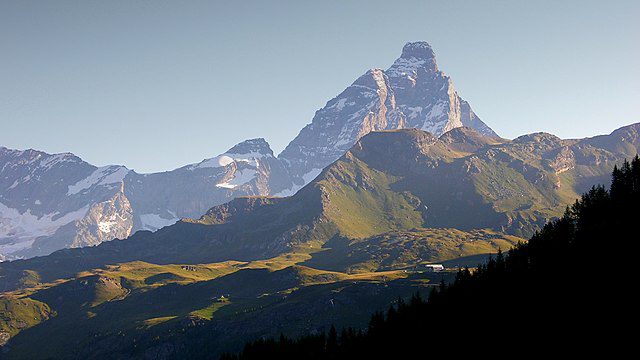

{"left": 0, "top": 223, "right": 522, "bottom": 358}
{"left": 0, "top": 296, "right": 52, "bottom": 345}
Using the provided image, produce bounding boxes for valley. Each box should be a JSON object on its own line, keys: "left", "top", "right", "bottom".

{"left": 1, "top": 240, "right": 489, "bottom": 358}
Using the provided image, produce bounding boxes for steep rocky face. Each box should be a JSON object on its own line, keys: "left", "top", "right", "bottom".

{"left": 276, "top": 69, "right": 406, "bottom": 194}
{"left": 386, "top": 42, "right": 496, "bottom": 137}
{"left": 0, "top": 148, "right": 130, "bottom": 260}
{"left": 0, "top": 139, "right": 293, "bottom": 260}
{"left": 386, "top": 42, "right": 461, "bottom": 134}
{"left": 19, "top": 188, "right": 134, "bottom": 258}
{"left": 278, "top": 41, "right": 496, "bottom": 191}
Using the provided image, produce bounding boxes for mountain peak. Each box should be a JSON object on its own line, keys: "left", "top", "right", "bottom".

{"left": 513, "top": 132, "right": 563, "bottom": 144}
{"left": 400, "top": 41, "right": 435, "bottom": 60}
{"left": 387, "top": 41, "right": 438, "bottom": 77}
{"left": 439, "top": 127, "right": 505, "bottom": 153}
{"left": 279, "top": 41, "right": 496, "bottom": 189}
{"left": 226, "top": 138, "right": 274, "bottom": 156}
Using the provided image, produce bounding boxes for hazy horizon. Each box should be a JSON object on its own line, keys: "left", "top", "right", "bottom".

{"left": 2, "top": 0, "right": 638, "bottom": 172}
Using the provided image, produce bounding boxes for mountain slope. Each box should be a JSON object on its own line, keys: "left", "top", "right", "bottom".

{"left": 278, "top": 41, "right": 496, "bottom": 191}
{"left": 0, "top": 148, "right": 133, "bottom": 260}
{"left": 313, "top": 123, "right": 639, "bottom": 238}
{"left": 224, "top": 155, "right": 640, "bottom": 360}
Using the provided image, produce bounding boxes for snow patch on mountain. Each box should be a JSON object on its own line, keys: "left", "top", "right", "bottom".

{"left": 38, "top": 153, "right": 77, "bottom": 171}
{"left": 225, "top": 152, "right": 271, "bottom": 168}
{"left": 189, "top": 151, "right": 271, "bottom": 171}
{"left": 140, "top": 213, "right": 179, "bottom": 232}
{"left": 303, "top": 168, "right": 322, "bottom": 183}
{"left": 227, "top": 152, "right": 270, "bottom": 159}
{"left": 0, "top": 202, "right": 89, "bottom": 253}
{"left": 330, "top": 98, "right": 354, "bottom": 111}
{"left": 426, "top": 102, "right": 446, "bottom": 120}
{"left": 386, "top": 57, "right": 426, "bottom": 78}
{"left": 0, "top": 202, "right": 89, "bottom": 239}
{"left": 190, "top": 155, "right": 235, "bottom": 170}
{"left": 7, "top": 176, "right": 30, "bottom": 190}
{"left": 216, "top": 169, "right": 257, "bottom": 189}
{"left": 273, "top": 168, "right": 322, "bottom": 197}
{"left": 405, "top": 106, "right": 423, "bottom": 120}
{"left": 67, "top": 166, "right": 129, "bottom": 195}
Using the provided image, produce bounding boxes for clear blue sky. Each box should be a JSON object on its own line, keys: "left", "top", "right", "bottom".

{"left": 1, "top": 0, "right": 638, "bottom": 173}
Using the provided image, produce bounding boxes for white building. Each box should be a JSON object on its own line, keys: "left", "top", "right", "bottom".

{"left": 416, "top": 264, "right": 445, "bottom": 272}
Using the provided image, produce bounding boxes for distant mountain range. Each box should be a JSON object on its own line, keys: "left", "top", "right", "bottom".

{"left": 0, "top": 138, "right": 292, "bottom": 260}
{"left": 0, "top": 122, "right": 637, "bottom": 358}
{"left": 0, "top": 41, "right": 497, "bottom": 260}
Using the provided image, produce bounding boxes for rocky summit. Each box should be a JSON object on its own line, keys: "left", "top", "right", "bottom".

{"left": 277, "top": 41, "right": 496, "bottom": 192}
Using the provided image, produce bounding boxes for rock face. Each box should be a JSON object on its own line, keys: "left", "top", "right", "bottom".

{"left": 278, "top": 42, "right": 496, "bottom": 191}
{"left": 0, "top": 149, "right": 125, "bottom": 260}
{"left": 0, "top": 139, "right": 292, "bottom": 260}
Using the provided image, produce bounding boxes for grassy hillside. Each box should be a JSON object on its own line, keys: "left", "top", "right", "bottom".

{"left": 318, "top": 153, "right": 424, "bottom": 239}
{"left": 0, "top": 250, "right": 451, "bottom": 359}
{"left": 303, "top": 228, "right": 523, "bottom": 273}
{"left": 224, "top": 155, "right": 640, "bottom": 360}
{"left": 0, "top": 297, "right": 52, "bottom": 346}
{"left": 0, "top": 226, "right": 518, "bottom": 358}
